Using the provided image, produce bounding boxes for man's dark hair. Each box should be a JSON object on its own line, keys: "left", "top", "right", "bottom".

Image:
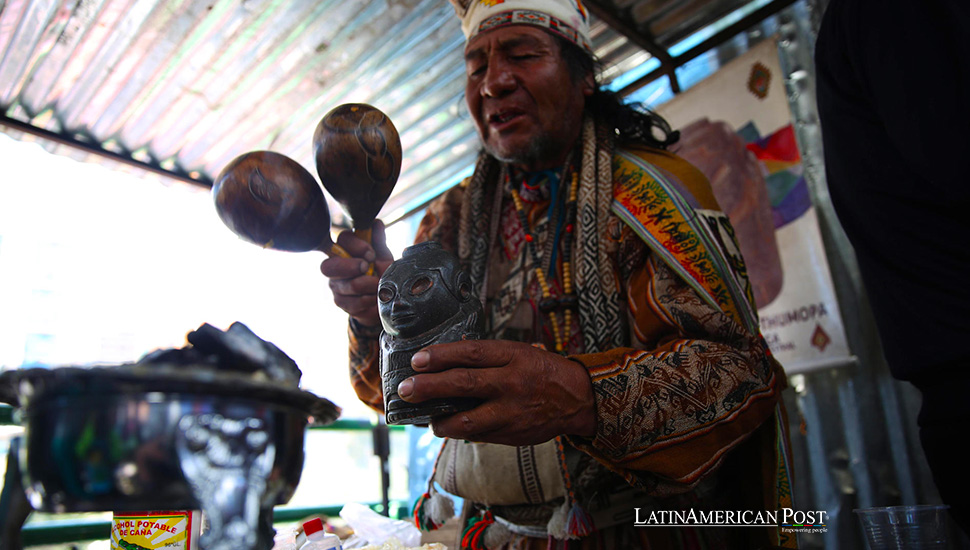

{"left": 557, "top": 36, "right": 680, "bottom": 150}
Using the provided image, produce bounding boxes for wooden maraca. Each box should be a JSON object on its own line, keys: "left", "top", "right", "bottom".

{"left": 313, "top": 104, "right": 401, "bottom": 249}
{"left": 212, "top": 150, "right": 348, "bottom": 257}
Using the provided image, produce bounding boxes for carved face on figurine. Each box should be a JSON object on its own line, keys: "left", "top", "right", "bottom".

{"left": 378, "top": 241, "right": 474, "bottom": 339}
{"left": 378, "top": 241, "right": 483, "bottom": 424}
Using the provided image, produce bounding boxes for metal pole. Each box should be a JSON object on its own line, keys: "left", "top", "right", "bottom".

{"left": 372, "top": 419, "right": 391, "bottom": 517}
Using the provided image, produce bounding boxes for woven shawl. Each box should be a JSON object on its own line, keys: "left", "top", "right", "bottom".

{"left": 457, "top": 115, "right": 625, "bottom": 352}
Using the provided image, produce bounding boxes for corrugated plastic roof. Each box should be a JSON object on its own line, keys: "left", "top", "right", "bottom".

{"left": 0, "top": 0, "right": 792, "bottom": 225}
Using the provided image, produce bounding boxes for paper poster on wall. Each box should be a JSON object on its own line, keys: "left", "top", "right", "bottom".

{"left": 655, "top": 38, "right": 850, "bottom": 373}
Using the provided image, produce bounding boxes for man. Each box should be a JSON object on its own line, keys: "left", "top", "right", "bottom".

{"left": 815, "top": 0, "right": 970, "bottom": 536}
{"left": 322, "top": 1, "right": 793, "bottom": 548}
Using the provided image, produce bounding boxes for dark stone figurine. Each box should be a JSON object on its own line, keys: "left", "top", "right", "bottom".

{"left": 378, "top": 241, "right": 484, "bottom": 425}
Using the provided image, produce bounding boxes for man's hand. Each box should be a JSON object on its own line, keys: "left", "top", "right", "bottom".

{"left": 319, "top": 219, "right": 394, "bottom": 328}
{"left": 397, "top": 340, "right": 597, "bottom": 446}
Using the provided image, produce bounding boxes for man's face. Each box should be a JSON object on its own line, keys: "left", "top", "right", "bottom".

{"left": 464, "top": 26, "right": 593, "bottom": 171}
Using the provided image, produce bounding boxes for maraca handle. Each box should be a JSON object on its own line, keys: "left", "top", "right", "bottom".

{"left": 354, "top": 227, "right": 372, "bottom": 243}
{"left": 353, "top": 227, "right": 375, "bottom": 276}
{"left": 319, "top": 241, "right": 352, "bottom": 259}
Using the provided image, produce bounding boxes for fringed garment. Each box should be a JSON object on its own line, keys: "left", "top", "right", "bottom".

{"left": 349, "top": 116, "right": 795, "bottom": 550}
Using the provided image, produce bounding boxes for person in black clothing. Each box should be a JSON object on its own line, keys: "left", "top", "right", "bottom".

{"left": 815, "top": 0, "right": 970, "bottom": 534}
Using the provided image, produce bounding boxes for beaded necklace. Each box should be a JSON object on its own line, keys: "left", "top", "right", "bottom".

{"left": 509, "top": 170, "right": 579, "bottom": 354}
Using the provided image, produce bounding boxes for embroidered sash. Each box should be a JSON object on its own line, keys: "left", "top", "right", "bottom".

{"left": 611, "top": 150, "right": 760, "bottom": 334}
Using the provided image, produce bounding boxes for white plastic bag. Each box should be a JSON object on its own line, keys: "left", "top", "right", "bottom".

{"left": 339, "top": 503, "right": 422, "bottom": 548}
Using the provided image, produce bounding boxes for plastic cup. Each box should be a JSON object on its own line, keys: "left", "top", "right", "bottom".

{"left": 854, "top": 505, "right": 950, "bottom": 549}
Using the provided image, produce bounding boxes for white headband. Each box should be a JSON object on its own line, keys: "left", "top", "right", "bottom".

{"left": 449, "top": 0, "right": 592, "bottom": 53}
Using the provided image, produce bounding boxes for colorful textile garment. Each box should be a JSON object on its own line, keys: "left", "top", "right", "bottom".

{"left": 349, "top": 136, "right": 794, "bottom": 549}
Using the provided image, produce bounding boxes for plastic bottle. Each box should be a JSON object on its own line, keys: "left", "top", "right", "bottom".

{"left": 300, "top": 518, "right": 342, "bottom": 550}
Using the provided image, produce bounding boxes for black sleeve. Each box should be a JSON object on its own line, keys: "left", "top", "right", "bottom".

{"left": 815, "top": 0, "right": 970, "bottom": 379}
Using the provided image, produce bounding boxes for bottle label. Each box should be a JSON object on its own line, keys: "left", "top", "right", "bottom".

{"left": 111, "top": 510, "right": 201, "bottom": 550}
